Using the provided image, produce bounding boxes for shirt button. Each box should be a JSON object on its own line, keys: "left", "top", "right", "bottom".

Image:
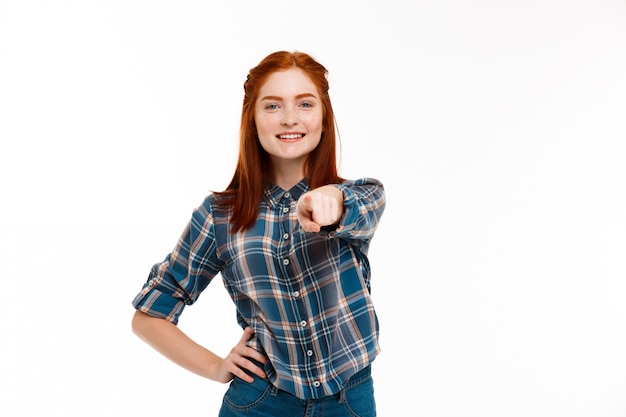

{"left": 293, "top": 291, "right": 300, "bottom": 298}
{"left": 283, "top": 207, "right": 289, "bottom": 213}
{"left": 307, "top": 350, "right": 313, "bottom": 357}
{"left": 300, "top": 320, "right": 307, "bottom": 327}
{"left": 148, "top": 279, "right": 155, "bottom": 287}
{"left": 284, "top": 192, "right": 291, "bottom": 199}
{"left": 313, "top": 381, "right": 320, "bottom": 388}
{"left": 283, "top": 233, "right": 289, "bottom": 240}
{"left": 283, "top": 259, "right": 290, "bottom": 266}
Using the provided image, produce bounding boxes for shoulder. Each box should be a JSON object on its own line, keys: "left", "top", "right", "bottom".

{"left": 340, "top": 177, "right": 384, "bottom": 188}
{"left": 337, "top": 178, "right": 385, "bottom": 198}
{"left": 192, "top": 193, "right": 232, "bottom": 223}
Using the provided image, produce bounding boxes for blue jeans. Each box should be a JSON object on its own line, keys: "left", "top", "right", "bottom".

{"left": 218, "top": 366, "right": 376, "bottom": 417}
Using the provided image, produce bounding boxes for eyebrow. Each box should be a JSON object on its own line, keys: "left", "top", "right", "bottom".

{"left": 259, "top": 93, "right": 318, "bottom": 101}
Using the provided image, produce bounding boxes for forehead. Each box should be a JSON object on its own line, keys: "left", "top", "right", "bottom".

{"left": 258, "top": 67, "right": 318, "bottom": 97}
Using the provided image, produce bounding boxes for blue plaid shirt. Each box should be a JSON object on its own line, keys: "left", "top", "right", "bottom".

{"left": 132, "top": 178, "right": 386, "bottom": 399}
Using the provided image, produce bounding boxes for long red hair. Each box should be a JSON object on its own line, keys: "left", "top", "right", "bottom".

{"left": 216, "top": 51, "right": 343, "bottom": 232}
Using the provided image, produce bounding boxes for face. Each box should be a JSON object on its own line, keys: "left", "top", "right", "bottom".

{"left": 254, "top": 68, "right": 323, "bottom": 172}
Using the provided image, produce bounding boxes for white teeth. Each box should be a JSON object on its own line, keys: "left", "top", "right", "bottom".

{"left": 278, "top": 134, "right": 304, "bottom": 139}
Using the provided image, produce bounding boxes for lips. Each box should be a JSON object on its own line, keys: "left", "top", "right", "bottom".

{"left": 277, "top": 133, "right": 305, "bottom": 139}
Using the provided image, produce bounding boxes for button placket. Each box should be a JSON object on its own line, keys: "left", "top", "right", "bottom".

{"left": 279, "top": 189, "right": 317, "bottom": 385}
{"left": 277, "top": 194, "right": 293, "bottom": 273}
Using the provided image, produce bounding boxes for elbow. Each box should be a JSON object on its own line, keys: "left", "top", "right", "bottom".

{"left": 132, "top": 310, "right": 172, "bottom": 340}
{"left": 131, "top": 310, "right": 147, "bottom": 338}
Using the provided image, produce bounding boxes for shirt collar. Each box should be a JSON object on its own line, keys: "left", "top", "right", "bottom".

{"left": 264, "top": 178, "right": 309, "bottom": 208}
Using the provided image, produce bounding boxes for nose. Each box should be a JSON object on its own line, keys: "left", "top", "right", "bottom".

{"left": 280, "top": 107, "right": 298, "bottom": 126}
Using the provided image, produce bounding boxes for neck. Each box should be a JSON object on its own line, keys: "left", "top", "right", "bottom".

{"left": 272, "top": 158, "right": 305, "bottom": 190}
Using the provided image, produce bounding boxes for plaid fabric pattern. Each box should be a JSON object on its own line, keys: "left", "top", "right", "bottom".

{"left": 132, "top": 178, "right": 386, "bottom": 399}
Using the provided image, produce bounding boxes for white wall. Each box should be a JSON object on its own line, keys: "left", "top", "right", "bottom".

{"left": 1, "top": 1, "right": 625, "bottom": 416}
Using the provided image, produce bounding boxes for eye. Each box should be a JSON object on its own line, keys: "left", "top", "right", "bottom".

{"left": 265, "top": 103, "right": 279, "bottom": 110}
{"left": 300, "top": 101, "right": 313, "bottom": 108}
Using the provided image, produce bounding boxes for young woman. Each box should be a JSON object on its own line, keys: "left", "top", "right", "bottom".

{"left": 131, "top": 51, "right": 386, "bottom": 416}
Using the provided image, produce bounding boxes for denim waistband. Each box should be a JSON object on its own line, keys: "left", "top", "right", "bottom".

{"left": 245, "top": 358, "right": 372, "bottom": 396}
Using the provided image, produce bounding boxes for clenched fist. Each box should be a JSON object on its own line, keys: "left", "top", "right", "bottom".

{"left": 296, "top": 185, "right": 344, "bottom": 233}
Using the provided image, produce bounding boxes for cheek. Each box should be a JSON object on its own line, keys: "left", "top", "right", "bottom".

{"left": 254, "top": 114, "right": 273, "bottom": 135}
{"left": 303, "top": 112, "right": 324, "bottom": 132}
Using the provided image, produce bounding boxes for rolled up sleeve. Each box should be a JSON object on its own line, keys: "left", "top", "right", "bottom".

{"left": 327, "top": 178, "right": 386, "bottom": 247}
{"left": 131, "top": 197, "right": 223, "bottom": 325}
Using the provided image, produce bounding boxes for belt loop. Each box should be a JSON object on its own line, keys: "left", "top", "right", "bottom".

{"left": 338, "top": 386, "right": 347, "bottom": 403}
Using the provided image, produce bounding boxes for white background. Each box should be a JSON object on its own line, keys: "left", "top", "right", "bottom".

{"left": 1, "top": 1, "right": 625, "bottom": 416}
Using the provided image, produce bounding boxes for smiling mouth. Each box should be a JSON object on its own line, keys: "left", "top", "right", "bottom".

{"left": 277, "top": 134, "right": 305, "bottom": 139}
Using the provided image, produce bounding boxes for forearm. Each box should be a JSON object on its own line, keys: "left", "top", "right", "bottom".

{"left": 131, "top": 310, "right": 223, "bottom": 381}
{"left": 335, "top": 179, "right": 385, "bottom": 235}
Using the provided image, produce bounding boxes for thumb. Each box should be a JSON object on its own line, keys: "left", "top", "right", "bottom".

{"left": 241, "top": 326, "right": 255, "bottom": 343}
